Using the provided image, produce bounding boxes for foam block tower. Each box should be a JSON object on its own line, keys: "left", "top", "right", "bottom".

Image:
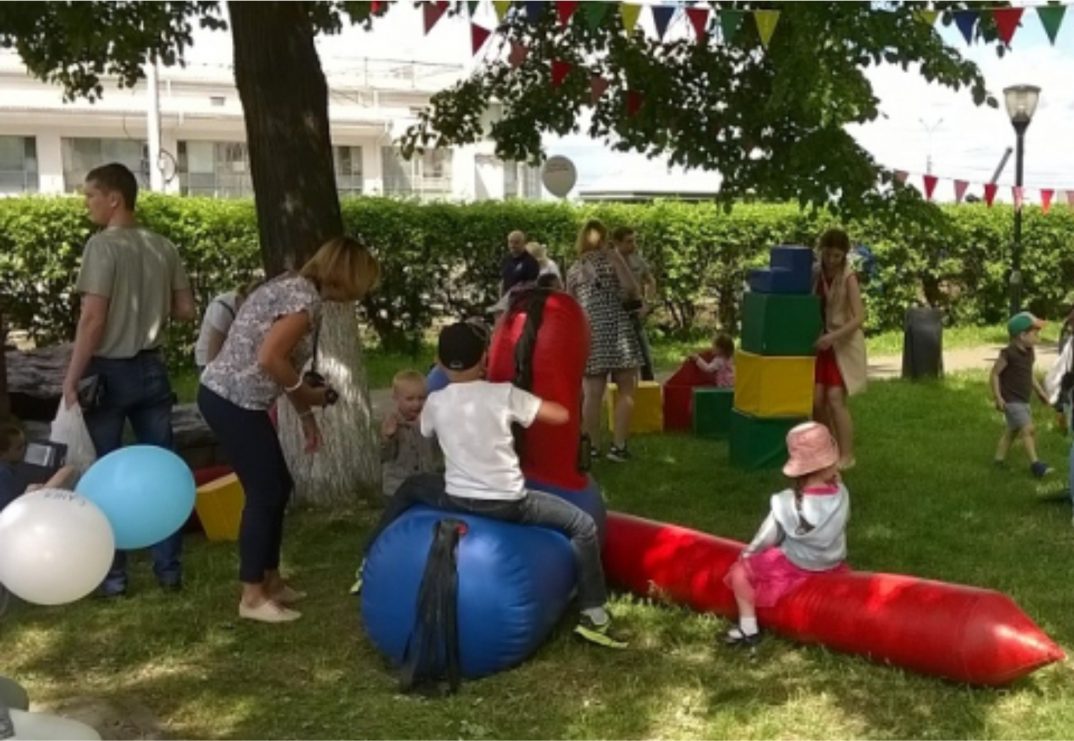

{"left": 731, "top": 245, "right": 822, "bottom": 469}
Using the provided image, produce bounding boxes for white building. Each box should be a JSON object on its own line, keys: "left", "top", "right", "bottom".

{"left": 0, "top": 53, "right": 541, "bottom": 201}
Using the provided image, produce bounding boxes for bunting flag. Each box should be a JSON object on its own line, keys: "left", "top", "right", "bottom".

{"left": 984, "top": 182, "right": 998, "bottom": 207}
{"left": 551, "top": 59, "right": 572, "bottom": 87}
{"left": 627, "top": 89, "right": 644, "bottom": 117}
{"left": 423, "top": 1, "right": 449, "bottom": 34}
{"left": 1013, "top": 186, "right": 1024, "bottom": 210}
{"left": 954, "top": 179, "right": 969, "bottom": 204}
{"left": 652, "top": 5, "right": 676, "bottom": 41}
{"left": 524, "top": 1, "right": 547, "bottom": 24}
{"left": 1037, "top": 5, "right": 1066, "bottom": 44}
{"left": 754, "top": 9, "right": 780, "bottom": 48}
{"left": 508, "top": 41, "right": 528, "bottom": 68}
{"left": 620, "top": 3, "right": 642, "bottom": 33}
{"left": 582, "top": 1, "right": 609, "bottom": 29}
{"left": 557, "top": 0, "right": 580, "bottom": 27}
{"left": 1042, "top": 189, "right": 1054, "bottom": 214}
{"left": 923, "top": 174, "right": 938, "bottom": 201}
{"left": 370, "top": 0, "right": 383, "bottom": 13}
{"left": 914, "top": 8, "right": 939, "bottom": 27}
{"left": 894, "top": 170, "right": 909, "bottom": 185}
{"left": 953, "top": 10, "right": 978, "bottom": 43}
{"left": 466, "top": 0, "right": 479, "bottom": 17}
{"left": 471, "top": 22, "right": 491, "bottom": 55}
{"left": 686, "top": 6, "right": 710, "bottom": 40}
{"left": 590, "top": 74, "right": 610, "bottom": 103}
{"left": 993, "top": 8, "right": 1024, "bottom": 45}
{"left": 718, "top": 9, "right": 744, "bottom": 41}
{"left": 492, "top": 0, "right": 511, "bottom": 22}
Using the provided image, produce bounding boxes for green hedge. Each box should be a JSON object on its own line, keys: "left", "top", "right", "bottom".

{"left": 2, "top": 195, "right": 1073, "bottom": 371}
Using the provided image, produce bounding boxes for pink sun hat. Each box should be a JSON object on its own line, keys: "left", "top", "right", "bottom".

{"left": 782, "top": 422, "right": 840, "bottom": 477}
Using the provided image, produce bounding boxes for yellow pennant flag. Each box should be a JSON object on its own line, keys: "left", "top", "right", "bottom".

{"left": 493, "top": 0, "right": 511, "bottom": 22}
{"left": 620, "top": 3, "right": 642, "bottom": 34}
{"left": 754, "top": 9, "right": 780, "bottom": 49}
{"left": 914, "top": 8, "right": 939, "bottom": 27}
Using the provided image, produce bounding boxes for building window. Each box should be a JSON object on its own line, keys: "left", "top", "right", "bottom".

{"left": 503, "top": 160, "right": 518, "bottom": 199}
{"left": 503, "top": 161, "right": 542, "bottom": 200}
{"left": 333, "top": 146, "right": 363, "bottom": 196}
{"left": 381, "top": 147, "right": 452, "bottom": 198}
{"left": 177, "top": 141, "right": 253, "bottom": 198}
{"left": 61, "top": 137, "right": 146, "bottom": 192}
{"left": 0, "top": 136, "right": 38, "bottom": 194}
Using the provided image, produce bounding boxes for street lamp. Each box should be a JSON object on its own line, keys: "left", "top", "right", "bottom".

{"left": 1003, "top": 84, "right": 1041, "bottom": 315}
{"left": 918, "top": 117, "right": 943, "bottom": 174}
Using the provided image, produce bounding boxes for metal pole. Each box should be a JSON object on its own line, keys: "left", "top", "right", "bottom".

{"left": 1010, "top": 122, "right": 1026, "bottom": 315}
{"left": 146, "top": 57, "right": 163, "bottom": 192}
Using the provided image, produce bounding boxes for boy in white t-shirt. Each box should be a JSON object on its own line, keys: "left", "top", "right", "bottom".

{"left": 355, "top": 322, "right": 626, "bottom": 648}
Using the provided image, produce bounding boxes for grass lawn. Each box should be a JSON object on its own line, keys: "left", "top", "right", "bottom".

{"left": 5, "top": 370, "right": 1074, "bottom": 739}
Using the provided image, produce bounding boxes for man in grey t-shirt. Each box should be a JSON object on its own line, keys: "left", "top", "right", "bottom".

{"left": 62, "top": 163, "right": 196, "bottom": 597}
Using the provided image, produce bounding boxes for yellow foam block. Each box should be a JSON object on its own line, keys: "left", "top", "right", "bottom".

{"left": 605, "top": 380, "right": 663, "bottom": 434}
{"left": 195, "top": 473, "right": 245, "bottom": 542}
{"left": 733, "top": 350, "right": 815, "bottom": 418}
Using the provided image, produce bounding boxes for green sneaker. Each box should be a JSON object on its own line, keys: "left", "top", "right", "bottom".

{"left": 574, "top": 613, "right": 628, "bottom": 649}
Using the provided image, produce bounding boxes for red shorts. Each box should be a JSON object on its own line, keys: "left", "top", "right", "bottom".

{"left": 815, "top": 348, "right": 845, "bottom": 389}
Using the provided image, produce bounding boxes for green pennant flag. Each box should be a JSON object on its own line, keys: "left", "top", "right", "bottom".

{"left": 467, "top": 0, "right": 480, "bottom": 16}
{"left": 914, "top": 8, "right": 938, "bottom": 27}
{"left": 1037, "top": 5, "right": 1066, "bottom": 45}
{"left": 582, "top": 2, "right": 609, "bottom": 29}
{"left": 718, "top": 9, "right": 744, "bottom": 42}
{"left": 754, "top": 9, "right": 780, "bottom": 48}
{"left": 493, "top": 0, "right": 511, "bottom": 22}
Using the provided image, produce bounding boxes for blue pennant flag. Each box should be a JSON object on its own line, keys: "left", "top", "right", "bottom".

{"left": 953, "top": 10, "right": 978, "bottom": 44}
{"left": 652, "top": 6, "right": 676, "bottom": 40}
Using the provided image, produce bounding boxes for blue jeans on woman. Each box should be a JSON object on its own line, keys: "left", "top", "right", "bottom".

{"left": 82, "top": 351, "right": 181, "bottom": 595}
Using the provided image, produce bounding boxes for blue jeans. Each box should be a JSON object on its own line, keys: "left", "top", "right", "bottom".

{"left": 83, "top": 351, "right": 181, "bottom": 593}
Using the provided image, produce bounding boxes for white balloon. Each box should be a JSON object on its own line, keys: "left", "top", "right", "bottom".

{"left": 0, "top": 489, "right": 114, "bottom": 606}
{"left": 541, "top": 155, "right": 578, "bottom": 198}
{"left": 7, "top": 708, "right": 101, "bottom": 740}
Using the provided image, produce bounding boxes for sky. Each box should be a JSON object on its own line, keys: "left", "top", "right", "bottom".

{"left": 181, "top": 1, "right": 1074, "bottom": 203}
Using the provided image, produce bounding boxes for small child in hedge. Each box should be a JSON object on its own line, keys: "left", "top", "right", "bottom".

{"left": 991, "top": 312, "right": 1052, "bottom": 478}
{"left": 689, "top": 333, "right": 736, "bottom": 388}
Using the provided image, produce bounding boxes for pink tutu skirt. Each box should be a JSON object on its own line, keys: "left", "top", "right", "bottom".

{"left": 727, "top": 547, "right": 849, "bottom": 608}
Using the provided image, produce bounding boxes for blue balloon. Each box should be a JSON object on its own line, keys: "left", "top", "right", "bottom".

{"left": 76, "top": 446, "right": 195, "bottom": 550}
{"left": 426, "top": 364, "right": 450, "bottom": 394}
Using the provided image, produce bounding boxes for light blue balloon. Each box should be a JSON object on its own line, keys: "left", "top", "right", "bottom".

{"left": 76, "top": 446, "right": 195, "bottom": 550}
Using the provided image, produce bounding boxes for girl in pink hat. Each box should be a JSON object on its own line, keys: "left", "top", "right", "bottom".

{"left": 724, "top": 422, "right": 851, "bottom": 647}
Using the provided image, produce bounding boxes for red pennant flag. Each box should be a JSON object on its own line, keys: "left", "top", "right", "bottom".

{"left": 471, "top": 23, "right": 491, "bottom": 55}
{"left": 371, "top": 0, "right": 382, "bottom": 12}
{"left": 557, "top": 1, "right": 579, "bottom": 26}
{"left": 423, "top": 1, "right": 449, "bottom": 34}
{"left": 686, "top": 6, "right": 710, "bottom": 40}
{"left": 1041, "top": 189, "right": 1054, "bottom": 214}
{"left": 984, "top": 182, "right": 998, "bottom": 207}
{"left": 551, "top": 59, "right": 572, "bottom": 87}
{"left": 954, "top": 179, "right": 969, "bottom": 203}
{"left": 509, "top": 41, "right": 528, "bottom": 67}
{"left": 590, "top": 75, "right": 609, "bottom": 103}
{"left": 992, "top": 8, "right": 1024, "bottom": 45}
{"left": 1012, "top": 186, "right": 1024, "bottom": 210}
{"left": 626, "top": 90, "right": 644, "bottom": 117}
{"left": 923, "top": 174, "right": 938, "bottom": 200}
{"left": 894, "top": 170, "right": 909, "bottom": 185}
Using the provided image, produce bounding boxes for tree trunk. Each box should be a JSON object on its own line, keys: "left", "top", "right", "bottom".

{"left": 230, "top": 2, "right": 378, "bottom": 505}
{"left": 0, "top": 309, "right": 10, "bottom": 421}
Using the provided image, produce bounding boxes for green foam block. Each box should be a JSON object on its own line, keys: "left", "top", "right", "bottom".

{"left": 740, "top": 292, "right": 823, "bottom": 357}
{"left": 729, "top": 409, "right": 804, "bottom": 470}
{"left": 693, "top": 387, "right": 734, "bottom": 439}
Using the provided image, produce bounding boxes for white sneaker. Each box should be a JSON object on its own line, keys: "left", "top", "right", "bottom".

{"left": 239, "top": 600, "right": 301, "bottom": 623}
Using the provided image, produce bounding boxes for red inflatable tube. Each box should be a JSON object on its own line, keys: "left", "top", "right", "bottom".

{"left": 603, "top": 512, "right": 1065, "bottom": 686}
{"left": 487, "top": 291, "right": 589, "bottom": 491}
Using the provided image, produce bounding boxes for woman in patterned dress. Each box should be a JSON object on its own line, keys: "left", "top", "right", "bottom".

{"left": 567, "top": 219, "right": 643, "bottom": 463}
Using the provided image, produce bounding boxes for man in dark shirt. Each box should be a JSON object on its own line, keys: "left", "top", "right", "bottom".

{"left": 501, "top": 230, "right": 539, "bottom": 295}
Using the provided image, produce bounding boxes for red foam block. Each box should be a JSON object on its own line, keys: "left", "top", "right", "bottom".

{"left": 663, "top": 354, "right": 719, "bottom": 431}
{"left": 603, "top": 512, "right": 1065, "bottom": 686}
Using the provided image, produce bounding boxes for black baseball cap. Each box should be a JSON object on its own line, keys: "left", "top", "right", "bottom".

{"left": 438, "top": 322, "right": 486, "bottom": 371}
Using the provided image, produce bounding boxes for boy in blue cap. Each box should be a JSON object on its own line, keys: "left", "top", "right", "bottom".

{"left": 991, "top": 311, "right": 1052, "bottom": 478}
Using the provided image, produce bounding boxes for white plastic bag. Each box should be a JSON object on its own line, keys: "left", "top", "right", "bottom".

{"left": 49, "top": 401, "right": 97, "bottom": 472}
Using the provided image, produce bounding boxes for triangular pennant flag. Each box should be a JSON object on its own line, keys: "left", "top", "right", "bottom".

{"left": 652, "top": 6, "right": 676, "bottom": 40}
{"left": 582, "top": 1, "right": 609, "bottom": 29}
{"left": 992, "top": 8, "right": 1024, "bottom": 45}
{"left": 525, "top": 1, "right": 547, "bottom": 24}
{"left": 954, "top": 179, "right": 969, "bottom": 204}
{"left": 923, "top": 174, "right": 938, "bottom": 201}
{"left": 686, "top": 6, "right": 710, "bottom": 40}
{"left": 1013, "top": 186, "right": 1024, "bottom": 210}
{"left": 509, "top": 41, "right": 528, "bottom": 67}
{"left": 371, "top": 0, "right": 383, "bottom": 13}
{"left": 551, "top": 59, "right": 572, "bottom": 87}
{"left": 954, "top": 10, "right": 978, "bottom": 44}
{"left": 914, "top": 9, "right": 939, "bottom": 27}
{"left": 466, "top": 0, "right": 479, "bottom": 16}
{"left": 493, "top": 0, "right": 512, "bottom": 22}
{"left": 984, "top": 182, "right": 998, "bottom": 207}
{"left": 471, "top": 22, "right": 491, "bottom": 55}
{"left": 1042, "top": 189, "right": 1054, "bottom": 214}
{"left": 1037, "top": 5, "right": 1066, "bottom": 45}
{"left": 626, "top": 90, "right": 644, "bottom": 117}
{"left": 718, "top": 10, "right": 744, "bottom": 41}
{"left": 557, "top": 0, "right": 579, "bottom": 26}
{"left": 590, "top": 74, "right": 609, "bottom": 103}
{"left": 754, "top": 9, "right": 780, "bottom": 48}
{"left": 894, "top": 170, "right": 909, "bottom": 185}
{"left": 620, "top": 3, "right": 642, "bottom": 33}
{"left": 423, "top": 1, "right": 450, "bottom": 34}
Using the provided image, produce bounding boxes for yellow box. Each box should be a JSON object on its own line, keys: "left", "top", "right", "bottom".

{"left": 195, "top": 473, "right": 245, "bottom": 542}
{"left": 733, "top": 350, "right": 815, "bottom": 418}
{"left": 605, "top": 380, "right": 663, "bottom": 434}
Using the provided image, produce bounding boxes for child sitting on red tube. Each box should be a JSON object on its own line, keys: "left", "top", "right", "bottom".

{"left": 724, "top": 422, "right": 850, "bottom": 648}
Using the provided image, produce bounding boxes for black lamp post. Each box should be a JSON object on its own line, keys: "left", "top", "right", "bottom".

{"left": 1003, "top": 84, "right": 1041, "bottom": 316}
